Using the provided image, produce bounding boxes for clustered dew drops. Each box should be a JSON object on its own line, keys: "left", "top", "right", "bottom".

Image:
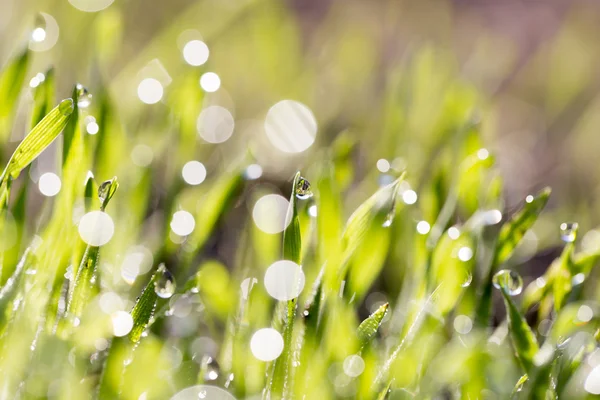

{"left": 492, "top": 269, "right": 523, "bottom": 296}
{"left": 76, "top": 84, "right": 92, "bottom": 108}
{"left": 560, "top": 222, "right": 578, "bottom": 243}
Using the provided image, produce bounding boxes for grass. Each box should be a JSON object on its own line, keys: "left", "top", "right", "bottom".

{"left": 1, "top": 5, "right": 600, "bottom": 400}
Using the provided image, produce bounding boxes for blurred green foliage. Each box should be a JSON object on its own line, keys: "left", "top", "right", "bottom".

{"left": 1, "top": 1, "right": 600, "bottom": 399}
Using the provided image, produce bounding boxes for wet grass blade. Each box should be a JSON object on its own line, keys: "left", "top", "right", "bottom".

{"left": 0, "top": 98, "right": 74, "bottom": 184}
{"left": 357, "top": 302, "right": 389, "bottom": 348}
{"left": 476, "top": 188, "right": 551, "bottom": 326}
{"left": 495, "top": 187, "right": 551, "bottom": 266}
{"left": 129, "top": 265, "right": 167, "bottom": 343}
{"left": 267, "top": 172, "right": 304, "bottom": 399}
{"left": 499, "top": 288, "right": 539, "bottom": 373}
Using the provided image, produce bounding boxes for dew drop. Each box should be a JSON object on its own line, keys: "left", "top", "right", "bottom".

{"left": 492, "top": 269, "right": 523, "bottom": 296}
{"left": 59, "top": 98, "right": 74, "bottom": 116}
{"left": 76, "top": 84, "right": 92, "bottom": 108}
{"left": 98, "top": 178, "right": 115, "bottom": 205}
{"left": 461, "top": 270, "right": 473, "bottom": 288}
{"left": 382, "top": 210, "right": 394, "bottom": 228}
{"left": 155, "top": 265, "right": 176, "bottom": 299}
{"left": 560, "top": 222, "right": 578, "bottom": 243}
{"left": 295, "top": 176, "right": 313, "bottom": 199}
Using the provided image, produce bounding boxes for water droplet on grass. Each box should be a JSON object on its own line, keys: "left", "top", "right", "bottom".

{"left": 76, "top": 84, "right": 92, "bottom": 108}
{"left": 492, "top": 269, "right": 523, "bottom": 295}
{"left": 295, "top": 176, "right": 313, "bottom": 199}
{"left": 59, "top": 98, "right": 74, "bottom": 116}
{"left": 560, "top": 222, "right": 578, "bottom": 243}
{"left": 155, "top": 265, "right": 176, "bottom": 298}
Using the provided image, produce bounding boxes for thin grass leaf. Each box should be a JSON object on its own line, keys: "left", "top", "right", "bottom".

{"left": 0, "top": 98, "right": 74, "bottom": 184}
{"left": 495, "top": 187, "right": 551, "bottom": 266}
{"left": 267, "top": 172, "right": 304, "bottom": 399}
{"left": 283, "top": 172, "right": 302, "bottom": 264}
{"left": 499, "top": 288, "right": 539, "bottom": 373}
{"left": 476, "top": 188, "right": 551, "bottom": 326}
{"left": 0, "top": 48, "right": 30, "bottom": 137}
{"left": 180, "top": 169, "right": 244, "bottom": 272}
{"left": 357, "top": 302, "right": 389, "bottom": 348}
{"left": 129, "top": 265, "right": 169, "bottom": 343}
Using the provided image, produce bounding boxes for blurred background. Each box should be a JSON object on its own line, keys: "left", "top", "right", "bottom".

{"left": 3, "top": 1, "right": 600, "bottom": 398}
{"left": 2, "top": 0, "right": 600, "bottom": 311}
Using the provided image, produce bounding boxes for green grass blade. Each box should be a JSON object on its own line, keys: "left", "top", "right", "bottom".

{"left": 0, "top": 48, "right": 30, "bottom": 138}
{"left": 357, "top": 302, "right": 389, "bottom": 348}
{"left": 267, "top": 172, "right": 304, "bottom": 399}
{"left": 499, "top": 288, "right": 539, "bottom": 373}
{"left": 129, "top": 265, "right": 169, "bottom": 343}
{"left": 0, "top": 98, "right": 74, "bottom": 184}
{"left": 180, "top": 169, "right": 244, "bottom": 272}
{"left": 495, "top": 187, "right": 551, "bottom": 266}
{"left": 476, "top": 188, "right": 551, "bottom": 326}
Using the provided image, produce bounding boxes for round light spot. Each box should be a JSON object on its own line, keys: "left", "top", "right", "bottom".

{"left": 343, "top": 355, "right": 365, "bottom": 377}
{"left": 402, "top": 190, "right": 417, "bottom": 205}
{"left": 182, "top": 40, "right": 209, "bottom": 66}
{"left": 197, "top": 106, "right": 234, "bottom": 144}
{"left": 264, "top": 100, "right": 317, "bottom": 153}
{"left": 86, "top": 121, "right": 99, "bottom": 135}
{"left": 78, "top": 211, "right": 115, "bottom": 246}
{"left": 264, "top": 260, "right": 305, "bottom": 301}
{"left": 110, "top": 311, "right": 133, "bottom": 337}
{"left": 453, "top": 315, "right": 473, "bottom": 334}
{"left": 577, "top": 305, "right": 594, "bottom": 323}
{"left": 68, "top": 0, "right": 115, "bottom": 12}
{"left": 38, "top": 172, "right": 61, "bottom": 197}
{"left": 252, "top": 194, "right": 291, "bottom": 234}
{"left": 458, "top": 247, "right": 473, "bottom": 262}
{"left": 525, "top": 195, "right": 534, "bottom": 203}
{"left": 244, "top": 164, "right": 263, "bottom": 180}
{"left": 448, "top": 227, "right": 460, "bottom": 240}
{"left": 29, "top": 13, "right": 59, "bottom": 52}
{"left": 416, "top": 221, "right": 430, "bottom": 235}
{"left": 170, "top": 385, "right": 236, "bottom": 400}
{"left": 99, "top": 292, "right": 124, "bottom": 314}
{"left": 585, "top": 365, "right": 600, "bottom": 395}
{"left": 31, "top": 27, "right": 46, "bottom": 42}
{"left": 477, "top": 148, "right": 489, "bottom": 160}
{"left": 250, "top": 328, "right": 284, "bottom": 361}
{"left": 200, "top": 72, "right": 221, "bottom": 92}
{"left": 308, "top": 204, "right": 318, "bottom": 218}
{"left": 170, "top": 210, "right": 195, "bottom": 236}
{"left": 131, "top": 144, "right": 154, "bottom": 167}
{"left": 95, "top": 338, "right": 108, "bottom": 351}
{"left": 182, "top": 161, "right": 207, "bottom": 185}
{"left": 376, "top": 159, "right": 390, "bottom": 173}
{"left": 137, "top": 78, "right": 163, "bottom": 104}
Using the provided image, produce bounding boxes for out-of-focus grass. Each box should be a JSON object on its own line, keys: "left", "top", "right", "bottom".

{"left": 1, "top": 1, "right": 600, "bottom": 399}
